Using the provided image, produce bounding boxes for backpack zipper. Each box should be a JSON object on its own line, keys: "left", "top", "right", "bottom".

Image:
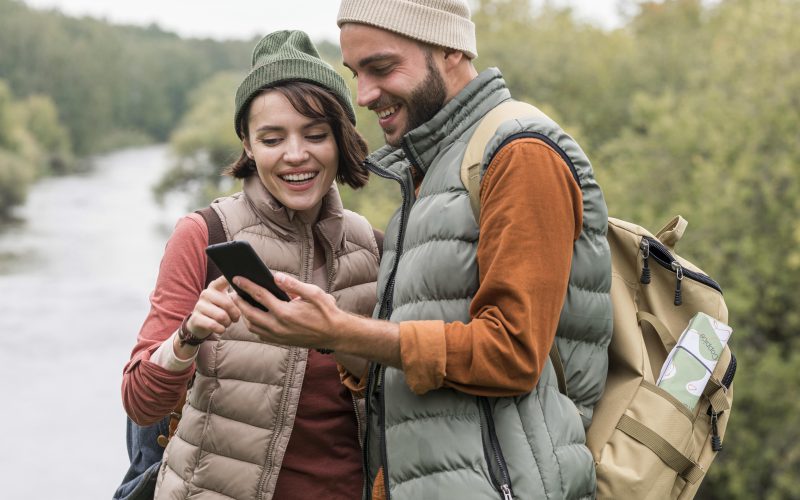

{"left": 708, "top": 353, "right": 737, "bottom": 452}
{"left": 479, "top": 397, "right": 515, "bottom": 499}
{"left": 640, "top": 236, "right": 722, "bottom": 294}
{"left": 721, "top": 352, "right": 737, "bottom": 389}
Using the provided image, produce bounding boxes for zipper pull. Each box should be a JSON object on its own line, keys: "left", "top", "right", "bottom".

{"left": 710, "top": 411, "right": 723, "bottom": 452}
{"left": 501, "top": 484, "right": 514, "bottom": 500}
{"left": 640, "top": 239, "right": 651, "bottom": 284}
{"left": 671, "top": 261, "right": 683, "bottom": 305}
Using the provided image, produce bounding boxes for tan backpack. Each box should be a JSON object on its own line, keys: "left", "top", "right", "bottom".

{"left": 462, "top": 101, "right": 736, "bottom": 499}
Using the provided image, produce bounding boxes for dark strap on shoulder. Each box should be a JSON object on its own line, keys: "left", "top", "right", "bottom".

{"left": 194, "top": 207, "right": 226, "bottom": 287}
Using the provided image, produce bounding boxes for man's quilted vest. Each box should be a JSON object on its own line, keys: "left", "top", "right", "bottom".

{"left": 363, "top": 69, "right": 613, "bottom": 499}
{"left": 155, "top": 177, "right": 379, "bottom": 500}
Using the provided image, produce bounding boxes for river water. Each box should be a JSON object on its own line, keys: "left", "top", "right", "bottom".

{"left": 0, "top": 145, "right": 190, "bottom": 499}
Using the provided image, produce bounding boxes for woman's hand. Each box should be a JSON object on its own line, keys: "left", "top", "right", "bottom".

{"left": 186, "top": 276, "right": 242, "bottom": 338}
{"left": 172, "top": 276, "right": 241, "bottom": 359}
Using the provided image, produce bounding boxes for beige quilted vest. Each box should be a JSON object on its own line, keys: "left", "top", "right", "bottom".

{"left": 155, "top": 177, "right": 379, "bottom": 500}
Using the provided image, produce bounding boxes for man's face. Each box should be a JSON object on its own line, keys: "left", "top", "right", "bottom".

{"left": 341, "top": 23, "right": 447, "bottom": 147}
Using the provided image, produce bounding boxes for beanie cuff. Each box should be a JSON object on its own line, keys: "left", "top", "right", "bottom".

{"left": 235, "top": 59, "right": 356, "bottom": 136}
{"left": 338, "top": 0, "right": 477, "bottom": 59}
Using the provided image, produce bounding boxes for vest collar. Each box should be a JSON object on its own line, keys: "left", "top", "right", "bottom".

{"left": 242, "top": 175, "right": 346, "bottom": 249}
{"left": 367, "top": 68, "right": 512, "bottom": 176}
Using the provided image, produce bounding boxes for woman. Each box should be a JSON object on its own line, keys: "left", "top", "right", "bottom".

{"left": 121, "top": 30, "right": 379, "bottom": 499}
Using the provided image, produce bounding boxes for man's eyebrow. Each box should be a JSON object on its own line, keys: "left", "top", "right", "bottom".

{"left": 343, "top": 52, "right": 397, "bottom": 70}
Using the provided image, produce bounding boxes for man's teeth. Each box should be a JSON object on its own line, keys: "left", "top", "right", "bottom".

{"left": 281, "top": 172, "right": 318, "bottom": 182}
{"left": 377, "top": 105, "right": 399, "bottom": 119}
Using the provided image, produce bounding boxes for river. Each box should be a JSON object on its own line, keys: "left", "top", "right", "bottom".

{"left": 0, "top": 145, "right": 191, "bottom": 499}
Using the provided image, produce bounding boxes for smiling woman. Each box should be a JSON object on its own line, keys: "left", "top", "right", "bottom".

{"left": 228, "top": 81, "right": 370, "bottom": 212}
{"left": 117, "top": 30, "right": 381, "bottom": 500}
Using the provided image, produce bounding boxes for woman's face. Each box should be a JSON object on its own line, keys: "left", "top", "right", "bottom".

{"left": 243, "top": 90, "right": 338, "bottom": 212}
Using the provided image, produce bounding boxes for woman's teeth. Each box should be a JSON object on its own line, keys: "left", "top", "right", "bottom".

{"left": 281, "top": 172, "right": 318, "bottom": 183}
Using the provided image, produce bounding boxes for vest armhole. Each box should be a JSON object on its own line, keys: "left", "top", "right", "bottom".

{"left": 372, "top": 228, "right": 384, "bottom": 260}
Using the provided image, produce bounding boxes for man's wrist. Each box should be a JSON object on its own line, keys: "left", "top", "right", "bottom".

{"left": 327, "top": 310, "right": 357, "bottom": 353}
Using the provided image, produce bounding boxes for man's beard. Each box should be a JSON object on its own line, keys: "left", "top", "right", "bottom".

{"left": 386, "top": 52, "right": 447, "bottom": 147}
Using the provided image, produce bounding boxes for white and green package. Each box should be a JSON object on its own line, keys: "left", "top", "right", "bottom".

{"left": 656, "top": 312, "right": 733, "bottom": 411}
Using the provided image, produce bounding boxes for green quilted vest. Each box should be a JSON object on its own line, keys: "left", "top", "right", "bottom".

{"left": 364, "top": 68, "right": 612, "bottom": 500}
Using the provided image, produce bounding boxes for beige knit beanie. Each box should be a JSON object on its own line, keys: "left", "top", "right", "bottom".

{"left": 337, "top": 0, "right": 477, "bottom": 59}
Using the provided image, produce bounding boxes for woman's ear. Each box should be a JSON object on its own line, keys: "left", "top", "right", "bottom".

{"left": 243, "top": 138, "right": 254, "bottom": 160}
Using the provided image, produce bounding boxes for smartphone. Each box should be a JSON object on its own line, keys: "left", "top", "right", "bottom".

{"left": 205, "top": 240, "right": 290, "bottom": 312}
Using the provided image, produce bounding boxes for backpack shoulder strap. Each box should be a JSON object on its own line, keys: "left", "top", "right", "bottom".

{"left": 460, "top": 100, "right": 545, "bottom": 221}
{"left": 459, "top": 100, "right": 570, "bottom": 393}
{"left": 194, "top": 206, "right": 226, "bottom": 287}
{"left": 156, "top": 206, "right": 227, "bottom": 449}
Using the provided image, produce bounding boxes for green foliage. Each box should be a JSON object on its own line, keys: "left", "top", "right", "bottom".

{"left": 0, "top": 79, "right": 71, "bottom": 216}
{"left": 0, "top": 0, "right": 251, "bottom": 155}
{"left": 154, "top": 71, "right": 243, "bottom": 206}
{"left": 5, "top": 0, "right": 787, "bottom": 494}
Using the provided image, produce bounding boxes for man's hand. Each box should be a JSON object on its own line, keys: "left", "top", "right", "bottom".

{"left": 233, "top": 272, "right": 402, "bottom": 368}
{"left": 233, "top": 273, "right": 346, "bottom": 351}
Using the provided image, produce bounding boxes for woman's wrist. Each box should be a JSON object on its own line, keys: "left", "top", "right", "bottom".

{"left": 173, "top": 315, "right": 204, "bottom": 359}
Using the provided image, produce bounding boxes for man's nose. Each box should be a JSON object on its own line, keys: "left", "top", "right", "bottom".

{"left": 357, "top": 77, "right": 380, "bottom": 108}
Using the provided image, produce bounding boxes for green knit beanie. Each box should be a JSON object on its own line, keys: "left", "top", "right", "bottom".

{"left": 234, "top": 30, "right": 356, "bottom": 138}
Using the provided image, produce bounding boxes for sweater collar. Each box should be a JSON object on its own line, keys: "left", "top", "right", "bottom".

{"left": 366, "top": 68, "right": 512, "bottom": 176}
{"left": 242, "top": 175, "right": 345, "bottom": 249}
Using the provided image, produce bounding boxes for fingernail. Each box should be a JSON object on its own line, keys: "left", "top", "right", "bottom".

{"left": 232, "top": 277, "right": 240, "bottom": 286}
{"left": 275, "top": 273, "right": 285, "bottom": 283}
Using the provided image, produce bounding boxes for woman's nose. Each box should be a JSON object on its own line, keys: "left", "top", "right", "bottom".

{"left": 283, "top": 137, "right": 310, "bottom": 164}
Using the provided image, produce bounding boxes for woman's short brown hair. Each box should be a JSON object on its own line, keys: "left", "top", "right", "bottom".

{"left": 226, "top": 81, "right": 369, "bottom": 190}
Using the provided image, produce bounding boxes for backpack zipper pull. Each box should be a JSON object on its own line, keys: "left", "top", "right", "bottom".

{"left": 671, "top": 261, "right": 683, "bottom": 305}
{"left": 710, "top": 411, "right": 723, "bottom": 451}
{"left": 501, "top": 484, "right": 514, "bottom": 500}
{"left": 640, "top": 239, "right": 651, "bottom": 284}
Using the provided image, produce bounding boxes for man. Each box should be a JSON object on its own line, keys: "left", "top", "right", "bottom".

{"left": 233, "top": 1, "right": 613, "bottom": 498}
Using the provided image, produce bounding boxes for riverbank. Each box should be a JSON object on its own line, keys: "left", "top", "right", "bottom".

{"left": 0, "top": 145, "right": 188, "bottom": 499}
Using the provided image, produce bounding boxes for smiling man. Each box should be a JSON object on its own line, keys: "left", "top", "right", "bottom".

{"left": 233, "top": 1, "right": 613, "bottom": 499}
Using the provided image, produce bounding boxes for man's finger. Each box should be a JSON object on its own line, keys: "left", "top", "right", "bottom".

{"left": 209, "top": 275, "right": 230, "bottom": 291}
{"left": 272, "top": 272, "right": 324, "bottom": 301}
{"left": 234, "top": 294, "right": 281, "bottom": 333}
{"left": 234, "top": 277, "right": 284, "bottom": 311}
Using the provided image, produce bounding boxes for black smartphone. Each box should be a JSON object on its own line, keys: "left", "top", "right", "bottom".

{"left": 205, "top": 240, "right": 290, "bottom": 312}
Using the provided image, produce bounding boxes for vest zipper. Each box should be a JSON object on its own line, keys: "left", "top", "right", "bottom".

{"left": 364, "top": 157, "right": 415, "bottom": 500}
{"left": 379, "top": 366, "right": 390, "bottom": 500}
{"left": 315, "top": 227, "right": 336, "bottom": 294}
{"left": 256, "top": 347, "right": 300, "bottom": 500}
{"left": 478, "top": 397, "right": 515, "bottom": 499}
{"left": 640, "top": 236, "right": 722, "bottom": 294}
{"left": 257, "top": 222, "right": 313, "bottom": 498}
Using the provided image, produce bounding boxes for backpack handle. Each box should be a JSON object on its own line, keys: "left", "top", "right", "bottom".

{"left": 637, "top": 311, "right": 679, "bottom": 353}
{"left": 655, "top": 215, "right": 688, "bottom": 252}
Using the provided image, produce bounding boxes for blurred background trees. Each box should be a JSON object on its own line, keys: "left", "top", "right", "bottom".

{"left": 1, "top": 0, "right": 798, "bottom": 496}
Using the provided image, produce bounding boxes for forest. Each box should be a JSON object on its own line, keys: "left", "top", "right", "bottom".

{"left": 1, "top": 0, "right": 798, "bottom": 497}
